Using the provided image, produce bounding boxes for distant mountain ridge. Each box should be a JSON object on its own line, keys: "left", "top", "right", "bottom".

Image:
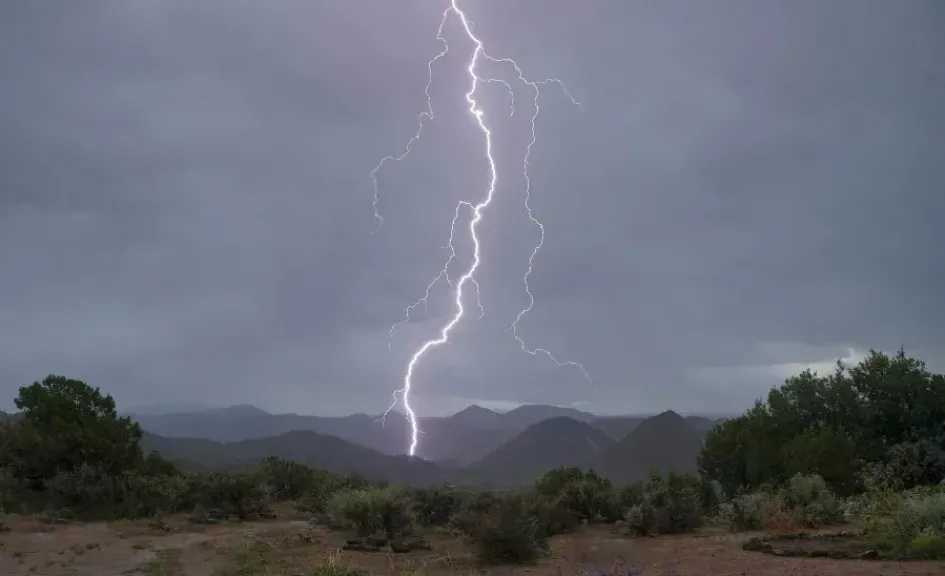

{"left": 132, "top": 403, "right": 721, "bottom": 483}
{"left": 141, "top": 429, "right": 449, "bottom": 486}
{"left": 130, "top": 403, "right": 600, "bottom": 465}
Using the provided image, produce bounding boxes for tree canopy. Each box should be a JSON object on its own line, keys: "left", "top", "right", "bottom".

{"left": 5, "top": 375, "right": 142, "bottom": 485}
{"left": 699, "top": 350, "right": 945, "bottom": 495}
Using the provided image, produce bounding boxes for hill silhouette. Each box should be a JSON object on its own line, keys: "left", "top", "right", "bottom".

{"left": 131, "top": 403, "right": 597, "bottom": 465}
{"left": 141, "top": 429, "right": 448, "bottom": 486}
{"left": 601, "top": 410, "right": 704, "bottom": 483}
{"left": 471, "top": 417, "right": 615, "bottom": 487}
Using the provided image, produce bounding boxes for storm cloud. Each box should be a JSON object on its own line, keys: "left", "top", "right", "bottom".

{"left": 2, "top": 1, "right": 943, "bottom": 417}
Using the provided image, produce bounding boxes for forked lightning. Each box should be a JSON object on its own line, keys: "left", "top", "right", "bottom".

{"left": 373, "top": 1, "right": 588, "bottom": 456}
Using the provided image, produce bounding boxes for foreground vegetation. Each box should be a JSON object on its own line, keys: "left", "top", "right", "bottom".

{"left": 1, "top": 350, "right": 944, "bottom": 566}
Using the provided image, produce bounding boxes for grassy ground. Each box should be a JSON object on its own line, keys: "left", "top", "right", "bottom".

{"left": 0, "top": 505, "right": 943, "bottom": 576}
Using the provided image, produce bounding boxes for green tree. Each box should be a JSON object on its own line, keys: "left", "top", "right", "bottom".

{"left": 700, "top": 351, "right": 945, "bottom": 495}
{"left": 9, "top": 375, "right": 142, "bottom": 485}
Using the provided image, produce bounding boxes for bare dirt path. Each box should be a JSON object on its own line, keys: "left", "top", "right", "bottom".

{"left": 1, "top": 515, "right": 943, "bottom": 576}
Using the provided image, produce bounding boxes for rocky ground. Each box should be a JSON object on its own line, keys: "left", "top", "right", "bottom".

{"left": 1, "top": 509, "right": 943, "bottom": 576}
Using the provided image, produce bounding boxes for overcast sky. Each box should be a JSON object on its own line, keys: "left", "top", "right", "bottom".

{"left": 2, "top": 1, "right": 943, "bottom": 417}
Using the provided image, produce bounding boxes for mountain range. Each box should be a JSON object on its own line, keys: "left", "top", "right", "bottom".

{"left": 130, "top": 404, "right": 722, "bottom": 487}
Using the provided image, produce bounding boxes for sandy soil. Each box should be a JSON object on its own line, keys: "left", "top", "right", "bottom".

{"left": 1, "top": 512, "right": 943, "bottom": 576}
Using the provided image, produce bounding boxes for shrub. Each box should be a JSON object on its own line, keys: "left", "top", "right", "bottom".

{"left": 525, "top": 492, "right": 580, "bottom": 536}
{"left": 472, "top": 494, "right": 547, "bottom": 565}
{"left": 119, "top": 472, "right": 189, "bottom": 517}
{"left": 866, "top": 488, "right": 945, "bottom": 559}
{"left": 46, "top": 464, "right": 119, "bottom": 517}
{"left": 411, "top": 485, "right": 465, "bottom": 526}
{"left": 720, "top": 491, "right": 779, "bottom": 531}
{"left": 299, "top": 472, "right": 367, "bottom": 514}
{"left": 450, "top": 490, "right": 499, "bottom": 535}
{"left": 622, "top": 473, "right": 704, "bottom": 535}
{"left": 189, "top": 472, "right": 270, "bottom": 520}
{"left": 139, "top": 451, "right": 179, "bottom": 478}
{"left": 327, "top": 486, "right": 415, "bottom": 539}
{"left": 868, "top": 441, "right": 945, "bottom": 491}
{"left": 534, "top": 467, "right": 619, "bottom": 523}
{"left": 328, "top": 489, "right": 381, "bottom": 535}
{"left": 721, "top": 475, "right": 843, "bottom": 532}
{"left": 258, "top": 457, "right": 314, "bottom": 501}
{"left": 618, "top": 483, "right": 644, "bottom": 510}
{"left": 782, "top": 473, "right": 843, "bottom": 527}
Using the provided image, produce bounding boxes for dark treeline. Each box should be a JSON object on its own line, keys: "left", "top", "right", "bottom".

{"left": 699, "top": 350, "right": 945, "bottom": 496}
{"left": 1, "top": 350, "right": 944, "bottom": 563}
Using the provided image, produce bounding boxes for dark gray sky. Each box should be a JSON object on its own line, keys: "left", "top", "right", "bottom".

{"left": 2, "top": 0, "right": 943, "bottom": 417}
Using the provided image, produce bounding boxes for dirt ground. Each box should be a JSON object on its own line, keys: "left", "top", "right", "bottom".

{"left": 1, "top": 510, "right": 943, "bottom": 576}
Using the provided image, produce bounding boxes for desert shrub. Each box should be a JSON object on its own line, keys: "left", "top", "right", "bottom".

{"left": 118, "top": 472, "right": 190, "bottom": 517}
{"left": 139, "top": 451, "right": 179, "bottom": 478}
{"left": 258, "top": 457, "right": 314, "bottom": 501}
{"left": 450, "top": 490, "right": 499, "bottom": 535}
{"left": 327, "top": 486, "right": 415, "bottom": 539}
{"left": 782, "top": 473, "right": 843, "bottom": 527}
{"left": 525, "top": 492, "right": 580, "bottom": 536}
{"left": 623, "top": 473, "right": 703, "bottom": 535}
{"left": 868, "top": 441, "right": 945, "bottom": 491}
{"left": 700, "top": 478, "right": 723, "bottom": 515}
{"left": 299, "top": 472, "right": 368, "bottom": 514}
{"left": 721, "top": 475, "right": 843, "bottom": 532}
{"left": 411, "top": 485, "right": 466, "bottom": 526}
{"left": 618, "top": 483, "right": 644, "bottom": 510}
{"left": 376, "top": 487, "right": 415, "bottom": 539}
{"left": 865, "top": 488, "right": 945, "bottom": 559}
{"left": 46, "top": 463, "right": 119, "bottom": 517}
{"left": 534, "top": 467, "right": 619, "bottom": 523}
{"left": 189, "top": 472, "right": 270, "bottom": 520}
{"left": 328, "top": 489, "right": 379, "bottom": 535}
{"left": 472, "top": 494, "right": 547, "bottom": 564}
{"left": 720, "top": 491, "right": 779, "bottom": 531}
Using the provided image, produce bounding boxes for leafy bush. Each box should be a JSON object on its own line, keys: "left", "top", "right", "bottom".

{"left": 411, "top": 485, "right": 466, "bottom": 526}
{"left": 623, "top": 473, "right": 704, "bottom": 535}
{"left": 258, "top": 457, "right": 314, "bottom": 501}
{"left": 299, "top": 472, "right": 368, "bottom": 514}
{"left": 472, "top": 494, "right": 547, "bottom": 564}
{"left": 119, "top": 472, "right": 189, "bottom": 517}
{"left": 534, "top": 467, "right": 620, "bottom": 523}
{"left": 46, "top": 464, "right": 119, "bottom": 517}
{"left": 720, "top": 491, "right": 779, "bottom": 531}
{"left": 865, "top": 488, "right": 945, "bottom": 559}
{"left": 327, "top": 486, "right": 415, "bottom": 539}
{"left": 782, "top": 473, "right": 843, "bottom": 527}
{"left": 189, "top": 472, "right": 270, "bottom": 520}
{"left": 721, "top": 475, "right": 843, "bottom": 532}
{"left": 450, "top": 490, "right": 499, "bottom": 535}
{"left": 868, "top": 441, "right": 945, "bottom": 491}
{"left": 525, "top": 492, "right": 580, "bottom": 536}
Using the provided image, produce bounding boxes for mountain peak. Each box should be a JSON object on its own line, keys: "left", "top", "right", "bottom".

{"left": 472, "top": 416, "right": 615, "bottom": 486}
{"left": 213, "top": 404, "right": 271, "bottom": 417}
{"left": 450, "top": 404, "right": 503, "bottom": 430}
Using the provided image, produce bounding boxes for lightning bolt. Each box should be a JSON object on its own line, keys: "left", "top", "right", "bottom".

{"left": 373, "top": 1, "right": 588, "bottom": 456}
